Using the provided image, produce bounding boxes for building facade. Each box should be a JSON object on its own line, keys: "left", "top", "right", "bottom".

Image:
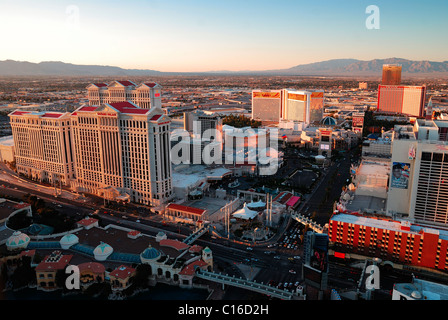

{"left": 382, "top": 64, "right": 402, "bottom": 85}
{"left": 87, "top": 81, "right": 162, "bottom": 109}
{"left": 329, "top": 212, "right": 448, "bottom": 272}
{"left": 377, "top": 85, "right": 426, "bottom": 117}
{"left": 8, "top": 110, "right": 74, "bottom": 185}
{"left": 71, "top": 101, "right": 173, "bottom": 206}
{"left": 386, "top": 120, "right": 448, "bottom": 230}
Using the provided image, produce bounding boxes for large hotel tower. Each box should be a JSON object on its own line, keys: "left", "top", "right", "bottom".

{"left": 251, "top": 89, "right": 324, "bottom": 124}
{"left": 9, "top": 81, "right": 173, "bottom": 206}
{"left": 71, "top": 101, "right": 173, "bottom": 205}
{"left": 87, "top": 81, "right": 162, "bottom": 109}
{"left": 9, "top": 111, "right": 74, "bottom": 186}
{"left": 377, "top": 64, "right": 427, "bottom": 117}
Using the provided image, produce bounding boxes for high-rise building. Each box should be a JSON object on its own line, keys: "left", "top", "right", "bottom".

{"left": 251, "top": 89, "right": 324, "bottom": 124}
{"left": 70, "top": 101, "right": 173, "bottom": 206}
{"left": 382, "top": 64, "right": 402, "bottom": 85}
{"left": 386, "top": 120, "right": 448, "bottom": 230}
{"left": 251, "top": 89, "right": 284, "bottom": 122}
{"left": 183, "top": 110, "right": 223, "bottom": 140}
{"left": 86, "top": 81, "right": 162, "bottom": 109}
{"left": 8, "top": 110, "right": 74, "bottom": 186}
{"left": 377, "top": 85, "right": 426, "bottom": 117}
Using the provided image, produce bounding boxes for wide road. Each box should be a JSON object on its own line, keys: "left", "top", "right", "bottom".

{"left": 298, "top": 148, "right": 358, "bottom": 227}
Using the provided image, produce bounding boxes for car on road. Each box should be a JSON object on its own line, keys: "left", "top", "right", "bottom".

{"left": 294, "top": 256, "right": 301, "bottom": 260}
{"left": 246, "top": 247, "right": 253, "bottom": 251}
{"left": 274, "top": 256, "right": 281, "bottom": 260}
{"left": 136, "top": 220, "right": 141, "bottom": 223}
{"left": 289, "top": 269, "right": 296, "bottom": 274}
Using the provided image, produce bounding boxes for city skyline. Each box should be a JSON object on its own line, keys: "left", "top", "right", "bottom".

{"left": 0, "top": 0, "right": 447, "bottom": 72}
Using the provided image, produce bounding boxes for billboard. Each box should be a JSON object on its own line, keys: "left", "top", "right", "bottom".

{"left": 310, "top": 247, "right": 328, "bottom": 272}
{"left": 253, "top": 92, "right": 281, "bottom": 99}
{"left": 303, "top": 265, "right": 322, "bottom": 289}
{"left": 288, "top": 93, "right": 307, "bottom": 101}
{"left": 391, "top": 162, "right": 410, "bottom": 189}
{"left": 311, "top": 92, "right": 324, "bottom": 98}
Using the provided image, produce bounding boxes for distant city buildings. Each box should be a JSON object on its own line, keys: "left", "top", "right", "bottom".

{"left": 358, "top": 82, "right": 368, "bottom": 90}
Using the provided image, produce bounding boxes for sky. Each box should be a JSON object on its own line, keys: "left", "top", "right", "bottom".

{"left": 0, "top": 0, "right": 447, "bottom": 72}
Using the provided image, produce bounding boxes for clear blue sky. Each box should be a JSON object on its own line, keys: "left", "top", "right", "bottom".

{"left": 0, "top": 0, "right": 447, "bottom": 72}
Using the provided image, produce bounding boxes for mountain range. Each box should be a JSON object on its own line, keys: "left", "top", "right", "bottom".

{"left": 1, "top": 58, "right": 447, "bottom": 77}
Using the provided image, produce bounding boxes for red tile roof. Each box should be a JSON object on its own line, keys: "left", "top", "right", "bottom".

{"left": 41, "top": 112, "right": 64, "bottom": 118}
{"left": 273, "top": 191, "right": 293, "bottom": 204}
{"left": 10, "top": 110, "right": 31, "bottom": 116}
{"left": 150, "top": 114, "right": 162, "bottom": 121}
{"left": 127, "top": 230, "right": 141, "bottom": 237}
{"left": 159, "top": 239, "right": 190, "bottom": 251}
{"left": 108, "top": 101, "right": 149, "bottom": 115}
{"left": 35, "top": 253, "right": 73, "bottom": 272}
{"left": 76, "top": 217, "right": 98, "bottom": 226}
{"left": 179, "top": 259, "right": 208, "bottom": 276}
{"left": 94, "top": 83, "right": 108, "bottom": 87}
{"left": 109, "top": 265, "right": 136, "bottom": 279}
{"left": 78, "top": 262, "right": 105, "bottom": 274}
{"left": 78, "top": 106, "right": 98, "bottom": 112}
{"left": 116, "top": 80, "right": 135, "bottom": 87}
{"left": 145, "top": 82, "right": 157, "bottom": 88}
{"left": 166, "top": 203, "right": 206, "bottom": 216}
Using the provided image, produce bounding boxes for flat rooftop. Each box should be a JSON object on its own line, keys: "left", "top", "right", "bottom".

{"left": 345, "top": 195, "right": 387, "bottom": 213}
{"left": 395, "top": 278, "right": 448, "bottom": 300}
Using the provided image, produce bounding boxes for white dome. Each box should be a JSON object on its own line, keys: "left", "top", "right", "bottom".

{"left": 93, "top": 242, "right": 113, "bottom": 261}
{"left": 60, "top": 233, "right": 79, "bottom": 249}
{"left": 6, "top": 231, "right": 30, "bottom": 251}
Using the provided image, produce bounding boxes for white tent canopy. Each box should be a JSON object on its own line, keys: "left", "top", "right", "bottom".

{"left": 232, "top": 203, "right": 258, "bottom": 220}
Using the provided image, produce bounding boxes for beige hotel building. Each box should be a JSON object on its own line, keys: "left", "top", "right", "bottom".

{"left": 9, "top": 110, "right": 75, "bottom": 186}
{"left": 9, "top": 82, "right": 173, "bottom": 207}
{"left": 71, "top": 101, "right": 173, "bottom": 206}
{"left": 86, "top": 81, "right": 162, "bottom": 109}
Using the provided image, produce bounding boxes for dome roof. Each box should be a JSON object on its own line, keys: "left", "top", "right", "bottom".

{"left": 321, "top": 116, "right": 337, "bottom": 126}
{"left": 60, "top": 233, "right": 79, "bottom": 249}
{"left": 93, "top": 242, "right": 113, "bottom": 261}
{"left": 6, "top": 231, "right": 30, "bottom": 251}
{"left": 140, "top": 245, "right": 161, "bottom": 261}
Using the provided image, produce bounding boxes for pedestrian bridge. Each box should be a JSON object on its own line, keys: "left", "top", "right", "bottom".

{"left": 195, "top": 269, "right": 304, "bottom": 300}
{"left": 291, "top": 212, "right": 325, "bottom": 233}
{"left": 183, "top": 225, "right": 209, "bottom": 245}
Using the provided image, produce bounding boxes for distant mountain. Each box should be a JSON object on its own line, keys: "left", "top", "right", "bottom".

{"left": 261, "top": 58, "right": 448, "bottom": 76}
{"left": 1, "top": 58, "right": 447, "bottom": 77}
{"left": 0, "top": 60, "right": 162, "bottom": 76}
